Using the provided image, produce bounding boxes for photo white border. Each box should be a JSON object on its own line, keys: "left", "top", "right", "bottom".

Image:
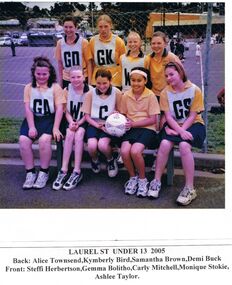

{"left": 0, "top": 0, "right": 230, "bottom": 246}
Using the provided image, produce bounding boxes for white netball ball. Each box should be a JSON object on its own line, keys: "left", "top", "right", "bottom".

{"left": 105, "top": 113, "right": 127, "bottom": 137}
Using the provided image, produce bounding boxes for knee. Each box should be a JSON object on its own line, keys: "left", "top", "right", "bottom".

{"left": 39, "top": 135, "right": 52, "bottom": 150}
{"left": 87, "top": 139, "right": 97, "bottom": 152}
{"left": 130, "top": 146, "right": 143, "bottom": 158}
{"left": 179, "top": 142, "right": 192, "bottom": 156}
{"left": 120, "top": 145, "right": 131, "bottom": 157}
{"left": 65, "top": 129, "right": 75, "bottom": 142}
{"left": 75, "top": 129, "right": 85, "bottom": 142}
{"left": 19, "top": 136, "right": 31, "bottom": 151}
{"left": 158, "top": 140, "right": 172, "bottom": 155}
{"left": 98, "top": 140, "right": 109, "bottom": 152}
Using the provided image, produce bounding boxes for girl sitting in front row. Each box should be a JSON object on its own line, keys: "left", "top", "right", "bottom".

{"left": 52, "top": 67, "right": 92, "bottom": 191}
{"left": 19, "top": 56, "right": 64, "bottom": 190}
{"left": 81, "top": 68, "right": 122, "bottom": 178}
{"left": 147, "top": 62, "right": 206, "bottom": 206}
{"left": 120, "top": 67, "right": 160, "bottom": 197}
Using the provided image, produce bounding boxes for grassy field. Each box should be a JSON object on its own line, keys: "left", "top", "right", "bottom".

{"left": 0, "top": 112, "right": 225, "bottom": 154}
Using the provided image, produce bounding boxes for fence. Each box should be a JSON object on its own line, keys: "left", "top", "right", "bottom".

{"left": 0, "top": 3, "right": 225, "bottom": 153}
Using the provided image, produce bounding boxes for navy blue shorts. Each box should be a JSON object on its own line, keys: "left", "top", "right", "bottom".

{"left": 161, "top": 122, "right": 206, "bottom": 148}
{"left": 20, "top": 114, "right": 55, "bottom": 140}
{"left": 86, "top": 125, "right": 121, "bottom": 146}
{"left": 121, "top": 128, "right": 160, "bottom": 149}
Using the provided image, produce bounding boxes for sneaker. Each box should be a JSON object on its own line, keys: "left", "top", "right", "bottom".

{"left": 124, "top": 176, "right": 138, "bottom": 195}
{"left": 137, "top": 178, "right": 149, "bottom": 198}
{"left": 117, "top": 154, "right": 124, "bottom": 167}
{"left": 91, "top": 159, "right": 101, "bottom": 173}
{"left": 107, "top": 158, "right": 118, "bottom": 177}
{"left": 147, "top": 179, "right": 161, "bottom": 199}
{"left": 176, "top": 186, "right": 197, "bottom": 206}
{"left": 33, "top": 171, "right": 49, "bottom": 189}
{"left": 52, "top": 171, "right": 68, "bottom": 191}
{"left": 23, "top": 172, "right": 37, "bottom": 189}
{"left": 63, "top": 172, "right": 83, "bottom": 191}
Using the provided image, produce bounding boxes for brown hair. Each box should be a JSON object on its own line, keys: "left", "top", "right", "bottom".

{"left": 31, "top": 56, "right": 57, "bottom": 88}
{"left": 152, "top": 31, "right": 168, "bottom": 44}
{"left": 63, "top": 16, "right": 77, "bottom": 27}
{"left": 95, "top": 68, "right": 112, "bottom": 81}
{"left": 165, "top": 61, "right": 188, "bottom": 82}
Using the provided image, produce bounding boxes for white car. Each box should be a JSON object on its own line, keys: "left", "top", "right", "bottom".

{"left": 0, "top": 36, "right": 12, "bottom": 46}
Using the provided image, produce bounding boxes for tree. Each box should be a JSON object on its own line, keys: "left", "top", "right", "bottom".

{"left": 0, "top": 2, "right": 27, "bottom": 18}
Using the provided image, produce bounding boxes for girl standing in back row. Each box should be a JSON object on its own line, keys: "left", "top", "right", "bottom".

{"left": 55, "top": 16, "right": 92, "bottom": 88}
{"left": 119, "top": 31, "right": 150, "bottom": 92}
{"left": 146, "top": 31, "right": 182, "bottom": 100}
{"left": 88, "top": 14, "right": 126, "bottom": 88}
{"left": 145, "top": 31, "right": 182, "bottom": 171}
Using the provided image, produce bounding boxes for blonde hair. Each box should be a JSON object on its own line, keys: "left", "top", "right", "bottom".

{"left": 69, "top": 66, "right": 84, "bottom": 74}
{"left": 127, "top": 31, "right": 141, "bottom": 41}
{"left": 97, "top": 14, "right": 113, "bottom": 28}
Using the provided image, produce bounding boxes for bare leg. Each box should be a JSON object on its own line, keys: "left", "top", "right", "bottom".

{"left": 73, "top": 128, "right": 85, "bottom": 173}
{"left": 62, "top": 128, "right": 75, "bottom": 172}
{"left": 19, "top": 135, "right": 34, "bottom": 169}
{"left": 155, "top": 139, "right": 174, "bottom": 181}
{"left": 130, "top": 143, "right": 146, "bottom": 179}
{"left": 121, "top": 141, "right": 136, "bottom": 177}
{"left": 98, "top": 137, "right": 112, "bottom": 160}
{"left": 38, "top": 134, "right": 52, "bottom": 169}
{"left": 179, "top": 141, "right": 194, "bottom": 188}
{"left": 87, "top": 138, "right": 99, "bottom": 161}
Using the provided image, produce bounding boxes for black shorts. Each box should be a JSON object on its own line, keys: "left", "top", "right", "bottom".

{"left": 121, "top": 127, "right": 160, "bottom": 149}
{"left": 20, "top": 114, "right": 55, "bottom": 140}
{"left": 86, "top": 125, "right": 121, "bottom": 146}
{"left": 161, "top": 122, "right": 206, "bottom": 148}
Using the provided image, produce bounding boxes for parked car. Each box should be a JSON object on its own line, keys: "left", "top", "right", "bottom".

{"left": 12, "top": 32, "right": 20, "bottom": 38}
{"left": 18, "top": 34, "right": 28, "bottom": 46}
{"left": 0, "top": 36, "right": 11, "bottom": 46}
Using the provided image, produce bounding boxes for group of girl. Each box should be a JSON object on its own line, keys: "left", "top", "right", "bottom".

{"left": 19, "top": 14, "right": 205, "bottom": 206}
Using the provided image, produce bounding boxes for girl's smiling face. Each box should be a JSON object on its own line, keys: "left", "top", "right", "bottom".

{"left": 63, "top": 21, "right": 76, "bottom": 38}
{"left": 96, "top": 76, "right": 111, "bottom": 94}
{"left": 127, "top": 35, "right": 141, "bottom": 53}
{"left": 70, "top": 69, "right": 84, "bottom": 88}
{"left": 130, "top": 73, "right": 146, "bottom": 94}
{"left": 151, "top": 36, "right": 166, "bottom": 56}
{"left": 165, "top": 66, "right": 182, "bottom": 87}
{"left": 34, "top": 66, "right": 50, "bottom": 86}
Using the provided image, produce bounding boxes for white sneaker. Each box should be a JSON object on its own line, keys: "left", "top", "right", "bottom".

{"left": 137, "top": 178, "right": 149, "bottom": 198}
{"left": 52, "top": 171, "right": 68, "bottom": 191}
{"left": 33, "top": 171, "right": 49, "bottom": 189}
{"left": 124, "top": 176, "right": 138, "bottom": 195}
{"left": 147, "top": 179, "right": 161, "bottom": 199}
{"left": 176, "top": 186, "right": 197, "bottom": 206}
{"left": 107, "top": 158, "right": 118, "bottom": 177}
{"left": 63, "top": 172, "right": 83, "bottom": 191}
{"left": 23, "top": 172, "right": 37, "bottom": 189}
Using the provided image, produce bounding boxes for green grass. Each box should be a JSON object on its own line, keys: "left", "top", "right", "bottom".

{"left": 0, "top": 118, "right": 22, "bottom": 143}
{"left": 0, "top": 113, "right": 225, "bottom": 154}
{"left": 207, "top": 112, "right": 225, "bottom": 154}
